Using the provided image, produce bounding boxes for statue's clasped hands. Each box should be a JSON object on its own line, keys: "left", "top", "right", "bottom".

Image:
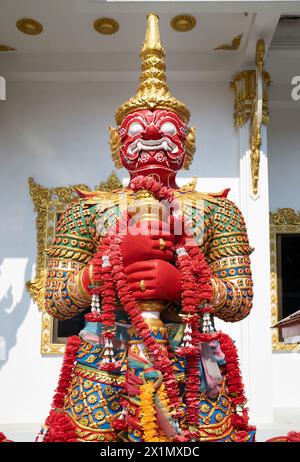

{"left": 119, "top": 219, "right": 182, "bottom": 301}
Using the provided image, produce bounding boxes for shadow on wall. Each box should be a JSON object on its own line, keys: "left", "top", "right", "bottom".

{"left": 0, "top": 257, "right": 32, "bottom": 370}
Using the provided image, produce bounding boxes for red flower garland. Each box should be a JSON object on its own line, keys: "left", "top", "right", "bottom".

{"left": 43, "top": 335, "right": 81, "bottom": 442}
{"left": 88, "top": 175, "right": 250, "bottom": 439}
{"left": 218, "top": 332, "right": 253, "bottom": 432}
{"left": 51, "top": 335, "right": 81, "bottom": 409}
{"left": 108, "top": 233, "right": 183, "bottom": 416}
{"left": 43, "top": 410, "right": 77, "bottom": 443}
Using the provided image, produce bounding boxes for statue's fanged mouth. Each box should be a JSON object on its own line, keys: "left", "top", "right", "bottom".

{"left": 127, "top": 137, "right": 179, "bottom": 156}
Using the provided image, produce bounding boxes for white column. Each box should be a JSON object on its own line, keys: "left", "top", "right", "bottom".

{"left": 238, "top": 122, "right": 274, "bottom": 424}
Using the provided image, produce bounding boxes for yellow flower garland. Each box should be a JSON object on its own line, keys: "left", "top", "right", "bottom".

{"left": 140, "top": 382, "right": 158, "bottom": 442}
{"left": 140, "top": 382, "right": 172, "bottom": 442}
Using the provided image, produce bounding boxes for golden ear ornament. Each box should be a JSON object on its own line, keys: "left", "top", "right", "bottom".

{"left": 183, "top": 127, "right": 196, "bottom": 170}
{"left": 109, "top": 127, "right": 122, "bottom": 169}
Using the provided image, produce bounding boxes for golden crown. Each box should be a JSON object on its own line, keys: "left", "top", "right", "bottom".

{"left": 115, "top": 14, "right": 190, "bottom": 126}
{"left": 110, "top": 14, "right": 195, "bottom": 170}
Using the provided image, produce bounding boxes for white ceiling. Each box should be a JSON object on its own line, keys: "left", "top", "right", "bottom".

{"left": 0, "top": 0, "right": 254, "bottom": 53}
{"left": 0, "top": 1, "right": 299, "bottom": 85}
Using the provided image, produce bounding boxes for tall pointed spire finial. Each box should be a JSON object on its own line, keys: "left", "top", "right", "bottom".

{"left": 114, "top": 13, "right": 190, "bottom": 126}
{"left": 141, "top": 13, "right": 163, "bottom": 54}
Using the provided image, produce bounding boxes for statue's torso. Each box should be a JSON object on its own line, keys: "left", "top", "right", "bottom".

{"left": 54, "top": 187, "right": 254, "bottom": 442}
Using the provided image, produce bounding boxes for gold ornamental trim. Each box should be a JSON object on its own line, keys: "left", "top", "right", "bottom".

{"left": 270, "top": 208, "right": 300, "bottom": 352}
{"left": 214, "top": 34, "right": 243, "bottom": 51}
{"left": 0, "top": 45, "right": 16, "bottom": 52}
{"left": 270, "top": 208, "right": 300, "bottom": 226}
{"left": 230, "top": 69, "right": 270, "bottom": 128}
{"left": 74, "top": 365, "right": 125, "bottom": 386}
{"left": 27, "top": 172, "right": 122, "bottom": 355}
{"left": 93, "top": 18, "right": 119, "bottom": 35}
{"left": 170, "top": 15, "right": 196, "bottom": 32}
{"left": 231, "top": 39, "right": 271, "bottom": 197}
{"left": 16, "top": 18, "right": 43, "bottom": 35}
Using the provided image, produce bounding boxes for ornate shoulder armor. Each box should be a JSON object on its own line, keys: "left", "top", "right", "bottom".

{"left": 45, "top": 199, "right": 99, "bottom": 320}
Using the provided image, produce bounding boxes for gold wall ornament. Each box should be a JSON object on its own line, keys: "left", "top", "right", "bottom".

{"left": 114, "top": 13, "right": 190, "bottom": 126}
{"left": 250, "top": 114, "right": 261, "bottom": 196}
{"left": 214, "top": 34, "right": 243, "bottom": 51}
{"left": 230, "top": 70, "right": 271, "bottom": 128}
{"left": 270, "top": 209, "right": 300, "bottom": 352}
{"left": 16, "top": 18, "right": 43, "bottom": 35}
{"left": 231, "top": 39, "right": 271, "bottom": 196}
{"left": 270, "top": 208, "right": 300, "bottom": 226}
{"left": 249, "top": 38, "right": 265, "bottom": 196}
{"left": 170, "top": 15, "right": 196, "bottom": 32}
{"left": 27, "top": 173, "right": 122, "bottom": 355}
{"left": 0, "top": 45, "right": 16, "bottom": 52}
{"left": 93, "top": 18, "right": 119, "bottom": 35}
{"left": 256, "top": 38, "right": 265, "bottom": 72}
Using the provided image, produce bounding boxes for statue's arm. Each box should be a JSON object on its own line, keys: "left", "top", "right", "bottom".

{"left": 206, "top": 198, "right": 253, "bottom": 322}
{"left": 44, "top": 199, "right": 98, "bottom": 320}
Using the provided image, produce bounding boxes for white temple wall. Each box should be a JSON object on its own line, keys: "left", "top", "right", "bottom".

{"left": 0, "top": 78, "right": 276, "bottom": 425}
{"left": 268, "top": 102, "right": 300, "bottom": 410}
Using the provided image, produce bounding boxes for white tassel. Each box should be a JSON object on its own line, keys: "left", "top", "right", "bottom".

{"left": 102, "top": 338, "right": 115, "bottom": 363}
{"left": 180, "top": 323, "right": 193, "bottom": 349}
{"left": 91, "top": 293, "right": 101, "bottom": 315}
{"left": 202, "top": 312, "right": 215, "bottom": 334}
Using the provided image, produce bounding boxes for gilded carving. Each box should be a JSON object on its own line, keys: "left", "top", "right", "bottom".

{"left": 170, "top": 15, "right": 196, "bottom": 33}
{"left": 0, "top": 45, "right": 16, "bottom": 51}
{"left": 230, "top": 70, "right": 270, "bottom": 128}
{"left": 231, "top": 39, "right": 271, "bottom": 196}
{"left": 214, "top": 34, "right": 243, "bottom": 51}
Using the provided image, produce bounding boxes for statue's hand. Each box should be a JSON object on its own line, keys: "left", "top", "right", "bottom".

{"left": 124, "top": 259, "right": 181, "bottom": 301}
{"left": 120, "top": 220, "right": 175, "bottom": 267}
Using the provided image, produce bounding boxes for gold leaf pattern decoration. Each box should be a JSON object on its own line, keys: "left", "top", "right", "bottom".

{"left": 214, "top": 34, "right": 243, "bottom": 51}
{"left": 0, "top": 45, "right": 16, "bottom": 52}
{"left": 16, "top": 18, "right": 43, "bottom": 35}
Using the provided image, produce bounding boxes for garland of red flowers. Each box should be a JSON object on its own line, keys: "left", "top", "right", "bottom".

{"left": 42, "top": 335, "right": 81, "bottom": 442}
{"left": 218, "top": 332, "right": 251, "bottom": 431}
{"left": 102, "top": 232, "right": 183, "bottom": 416}
{"left": 51, "top": 335, "right": 81, "bottom": 409}
{"left": 88, "top": 175, "right": 222, "bottom": 436}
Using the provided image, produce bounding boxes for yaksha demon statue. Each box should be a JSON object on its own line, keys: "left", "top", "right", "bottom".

{"left": 39, "top": 14, "right": 255, "bottom": 442}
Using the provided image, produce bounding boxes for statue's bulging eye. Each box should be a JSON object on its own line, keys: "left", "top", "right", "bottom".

{"left": 128, "top": 123, "right": 144, "bottom": 137}
{"left": 160, "top": 122, "right": 177, "bottom": 136}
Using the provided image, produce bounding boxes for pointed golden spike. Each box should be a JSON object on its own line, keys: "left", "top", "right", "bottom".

{"left": 141, "top": 13, "right": 163, "bottom": 55}
{"left": 114, "top": 13, "right": 190, "bottom": 126}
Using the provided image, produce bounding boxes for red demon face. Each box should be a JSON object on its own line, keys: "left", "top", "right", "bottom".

{"left": 118, "top": 109, "right": 187, "bottom": 187}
